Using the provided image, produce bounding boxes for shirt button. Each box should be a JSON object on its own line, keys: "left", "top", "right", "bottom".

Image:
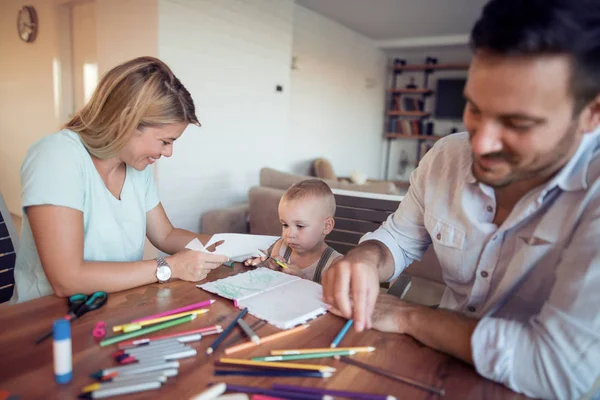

{"left": 480, "top": 271, "right": 489, "bottom": 278}
{"left": 486, "top": 205, "right": 493, "bottom": 212}
{"left": 436, "top": 233, "right": 441, "bottom": 240}
{"left": 468, "top": 306, "right": 476, "bottom": 312}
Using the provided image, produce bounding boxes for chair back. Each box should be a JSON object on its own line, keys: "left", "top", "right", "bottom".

{"left": 326, "top": 188, "right": 444, "bottom": 285}
{"left": 0, "top": 192, "right": 18, "bottom": 303}
{"left": 326, "top": 189, "right": 402, "bottom": 254}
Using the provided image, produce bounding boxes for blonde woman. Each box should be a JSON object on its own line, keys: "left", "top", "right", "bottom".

{"left": 11, "top": 57, "right": 228, "bottom": 303}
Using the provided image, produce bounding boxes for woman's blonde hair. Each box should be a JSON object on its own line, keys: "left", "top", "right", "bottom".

{"left": 64, "top": 56, "right": 199, "bottom": 159}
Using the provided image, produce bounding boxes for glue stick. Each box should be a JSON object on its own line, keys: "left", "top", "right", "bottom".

{"left": 53, "top": 319, "right": 72, "bottom": 384}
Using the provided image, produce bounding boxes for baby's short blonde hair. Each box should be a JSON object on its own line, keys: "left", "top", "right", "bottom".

{"left": 282, "top": 179, "right": 336, "bottom": 218}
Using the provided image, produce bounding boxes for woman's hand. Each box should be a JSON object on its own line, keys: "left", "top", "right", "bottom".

{"left": 167, "top": 249, "right": 229, "bottom": 282}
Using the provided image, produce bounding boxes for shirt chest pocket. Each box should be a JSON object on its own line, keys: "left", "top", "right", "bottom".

{"left": 424, "top": 213, "right": 469, "bottom": 283}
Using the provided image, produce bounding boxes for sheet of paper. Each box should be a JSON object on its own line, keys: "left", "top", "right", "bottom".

{"left": 198, "top": 267, "right": 297, "bottom": 301}
{"left": 204, "top": 233, "right": 279, "bottom": 262}
{"left": 185, "top": 238, "right": 207, "bottom": 252}
{"left": 197, "top": 268, "right": 327, "bottom": 329}
{"left": 236, "top": 279, "right": 327, "bottom": 330}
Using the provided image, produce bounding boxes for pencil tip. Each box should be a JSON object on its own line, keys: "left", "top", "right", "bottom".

{"left": 252, "top": 337, "right": 260, "bottom": 344}
{"left": 206, "top": 348, "right": 214, "bottom": 355}
{"left": 89, "top": 371, "right": 102, "bottom": 379}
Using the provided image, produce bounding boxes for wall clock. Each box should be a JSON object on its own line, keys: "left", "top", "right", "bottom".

{"left": 17, "top": 6, "right": 38, "bottom": 43}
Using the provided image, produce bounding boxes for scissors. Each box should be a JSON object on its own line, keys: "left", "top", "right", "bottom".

{"left": 35, "top": 291, "right": 108, "bottom": 344}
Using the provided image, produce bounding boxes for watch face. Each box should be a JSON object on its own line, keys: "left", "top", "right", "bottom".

{"left": 157, "top": 265, "right": 172, "bottom": 282}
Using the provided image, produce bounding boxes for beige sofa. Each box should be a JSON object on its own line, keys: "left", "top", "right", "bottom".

{"left": 201, "top": 167, "right": 445, "bottom": 305}
{"left": 201, "top": 167, "right": 408, "bottom": 236}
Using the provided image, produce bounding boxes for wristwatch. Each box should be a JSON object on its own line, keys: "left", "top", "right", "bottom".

{"left": 155, "top": 256, "right": 172, "bottom": 283}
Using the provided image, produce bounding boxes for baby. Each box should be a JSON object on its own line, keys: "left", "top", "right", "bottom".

{"left": 245, "top": 179, "right": 342, "bottom": 283}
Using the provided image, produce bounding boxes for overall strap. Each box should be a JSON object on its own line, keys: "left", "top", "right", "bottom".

{"left": 312, "top": 246, "right": 335, "bottom": 284}
{"left": 283, "top": 245, "right": 293, "bottom": 263}
{"left": 267, "top": 239, "right": 280, "bottom": 256}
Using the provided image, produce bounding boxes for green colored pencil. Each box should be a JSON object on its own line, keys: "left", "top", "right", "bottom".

{"left": 252, "top": 349, "right": 356, "bottom": 362}
{"left": 100, "top": 314, "right": 197, "bottom": 347}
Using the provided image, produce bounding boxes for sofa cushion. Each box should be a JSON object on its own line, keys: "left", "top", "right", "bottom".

{"left": 313, "top": 158, "right": 337, "bottom": 180}
{"left": 259, "top": 167, "right": 401, "bottom": 195}
{"left": 248, "top": 186, "right": 284, "bottom": 236}
{"left": 200, "top": 204, "right": 249, "bottom": 234}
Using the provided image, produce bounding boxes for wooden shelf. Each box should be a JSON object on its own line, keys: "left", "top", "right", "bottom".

{"left": 388, "top": 111, "right": 430, "bottom": 118}
{"left": 389, "top": 88, "right": 433, "bottom": 95}
{"left": 393, "top": 63, "right": 469, "bottom": 72}
{"left": 385, "top": 133, "right": 442, "bottom": 140}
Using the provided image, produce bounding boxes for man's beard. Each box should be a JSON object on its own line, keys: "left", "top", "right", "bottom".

{"left": 472, "top": 123, "right": 579, "bottom": 188}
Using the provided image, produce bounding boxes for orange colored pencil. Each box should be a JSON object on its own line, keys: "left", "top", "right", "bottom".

{"left": 224, "top": 324, "right": 309, "bottom": 355}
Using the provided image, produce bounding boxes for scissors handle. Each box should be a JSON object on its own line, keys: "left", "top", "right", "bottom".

{"left": 74, "top": 291, "right": 108, "bottom": 317}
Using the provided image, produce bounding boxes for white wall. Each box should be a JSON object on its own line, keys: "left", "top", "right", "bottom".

{"left": 157, "top": 0, "right": 295, "bottom": 232}
{"left": 287, "top": 5, "right": 387, "bottom": 178}
{"left": 0, "top": 0, "right": 71, "bottom": 215}
{"left": 156, "top": 0, "right": 387, "bottom": 233}
{"left": 95, "top": 0, "right": 158, "bottom": 75}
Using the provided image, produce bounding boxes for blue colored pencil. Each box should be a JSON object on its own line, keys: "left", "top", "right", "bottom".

{"left": 206, "top": 308, "right": 248, "bottom": 355}
{"left": 214, "top": 369, "right": 332, "bottom": 378}
{"left": 330, "top": 319, "right": 353, "bottom": 348}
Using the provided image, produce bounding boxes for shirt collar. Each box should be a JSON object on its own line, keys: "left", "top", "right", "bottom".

{"left": 464, "top": 127, "right": 600, "bottom": 192}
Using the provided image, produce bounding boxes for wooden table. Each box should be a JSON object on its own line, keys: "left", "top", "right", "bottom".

{"left": 0, "top": 264, "right": 531, "bottom": 399}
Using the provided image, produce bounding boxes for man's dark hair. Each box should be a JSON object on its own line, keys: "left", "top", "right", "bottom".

{"left": 471, "top": 0, "right": 600, "bottom": 113}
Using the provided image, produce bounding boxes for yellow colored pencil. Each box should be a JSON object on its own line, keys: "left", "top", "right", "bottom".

{"left": 270, "top": 346, "right": 375, "bottom": 355}
{"left": 113, "top": 309, "right": 209, "bottom": 333}
{"left": 224, "top": 324, "right": 309, "bottom": 355}
{"left": 219, "top": 357, "right": 336, "bottom": 372}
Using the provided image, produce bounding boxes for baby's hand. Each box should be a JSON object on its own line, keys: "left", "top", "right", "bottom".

{"left": 244, "top": 255, "right": 266, "bottom": 267}
{"left": 270, "top": 257, "right": 303, "bottom": 277}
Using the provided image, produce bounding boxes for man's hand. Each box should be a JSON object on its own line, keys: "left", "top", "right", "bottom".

{"left": 322, "top": 242, "right": 391, "bottom": 332}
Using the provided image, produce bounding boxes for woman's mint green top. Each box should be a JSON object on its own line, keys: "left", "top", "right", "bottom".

{"left": 10, "top": 130, "right": 160, "bottom": 303}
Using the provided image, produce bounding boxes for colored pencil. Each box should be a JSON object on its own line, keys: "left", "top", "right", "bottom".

{"left": 206, "top": 308, "right": 249, "bottom": 355}
{"left": 272, "top": 384, "right": 397, "bottom": 400}
{"left": 82, "top": 376, "right": 168, "bottom": 393}
{"left": 100, "top": 314, "right": 196, "bottom": 347}
{"left": 189, "top": 383, "right": 226, "bottom": 400}
{"left": 90, "top": 361, "right": 180, "bottom": 379}
{"left": 132, "top": 300, "right": 215, "bottom": 323}
{"left": 98, "top": 368, "right": 178, "bottom": 383}
{"left": 117, "top": 325, "right": 222, "bottom": 349}
{"left": 338, "top": 356, "right": 445, "bottom": 396}
{"left": 218, "top": 358, "right": 336, "bottom": 373}
{"left": 221, "top": 384, "right": 332, "bottom": 400}
{"left": 252, "top": 350, "right": 355, "bottom": 362}
{"left": 224, "top": 324, "right": 309, "bottom": 355}
{"left": 237, "top": 318, "right": 260, "bottom": 344}
{"left": 214, "top": 369, "right": 333, "bottom": 378}
{"left": 118, "top": 348, "right": 197, "bottom": 364}
{"left": 331, "top": 319, "right": 353, "bottom": 348}
{"left": 114, "top": 309, "right": 209, "bottom": 332}
{"left": 77, "top": 380, "right": 162, "bottom": 399}
{"left": 222, "top": 320, "right": 266, "bottom": 348}
{"left": 271, "top": 346, "right": 375, "bottom": 355}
